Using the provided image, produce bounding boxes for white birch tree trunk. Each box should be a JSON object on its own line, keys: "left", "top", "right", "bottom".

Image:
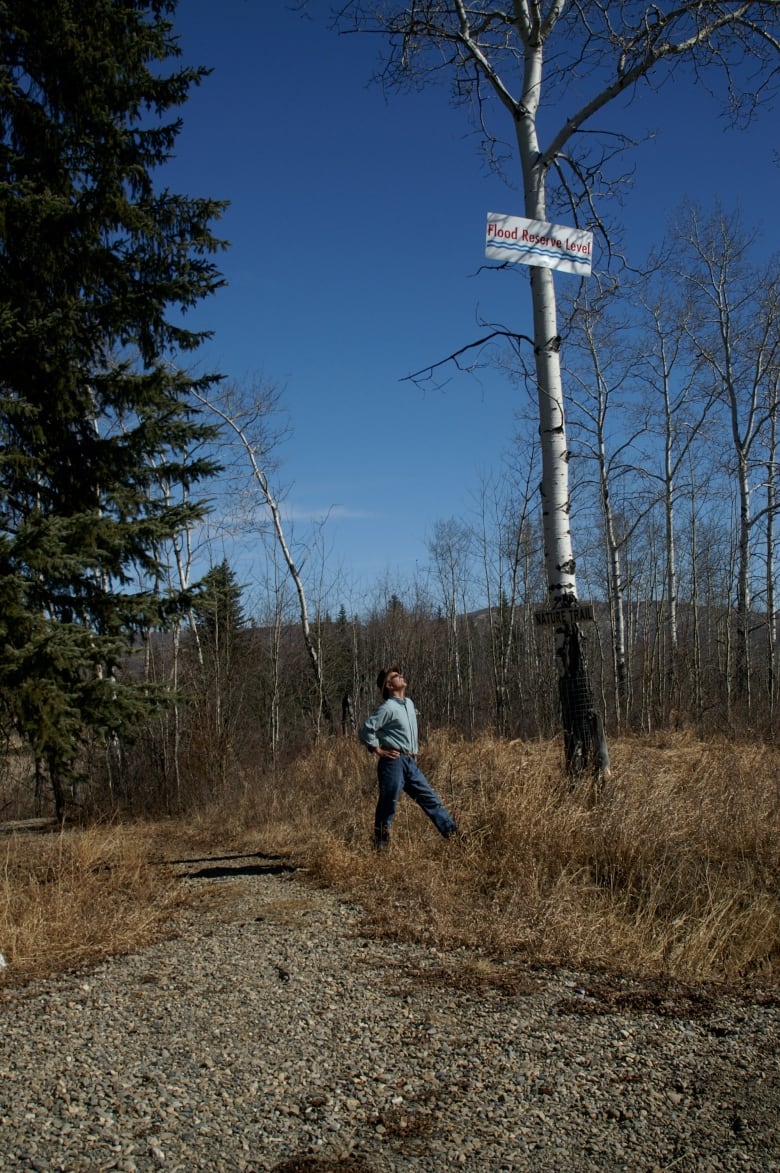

{"left": 765, "top": 407, "right": 777, "bottom": 725}
{"left": 513, "top": 34, "right": 607, "bottom": 772}
{"left": 514, "top": 40, "right": 578, "bottom": 609}
{"left": 194, "top": 385, "right": 328, "bottom": 722}
{"left": 688, "top": 454, "right": 704, "bottom": 722}
{"left": 529, "top": 266, "right": 578, "bottom": 608}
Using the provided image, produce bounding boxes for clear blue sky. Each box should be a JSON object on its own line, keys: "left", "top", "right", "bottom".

{"left": 164, "top": 1, "right": 779, "bottom": 609}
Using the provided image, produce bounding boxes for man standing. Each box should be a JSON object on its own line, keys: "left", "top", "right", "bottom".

{"left": 359, "top": 666, "right": 457, "bottom": 849}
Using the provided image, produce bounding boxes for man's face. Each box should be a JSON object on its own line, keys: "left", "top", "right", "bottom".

{"left": 385, "top": 670, "right": 405, "bottom": 692}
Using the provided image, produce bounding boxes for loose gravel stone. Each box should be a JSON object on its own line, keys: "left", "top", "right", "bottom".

{"left": 1, "top": 855, "right": 778, "bottom": 1171}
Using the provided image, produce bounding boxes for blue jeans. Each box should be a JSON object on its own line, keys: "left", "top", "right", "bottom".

{"left": 374, "top": 754, "right": 457, "bottom": 847}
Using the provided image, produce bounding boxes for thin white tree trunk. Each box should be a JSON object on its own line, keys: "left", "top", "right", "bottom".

{"left": 687, "top": 455, "right": 703, "bottom": 721}
{"left": 767, "top": 409, "right": 777, "bottom": 726}
{"left": 195, "top": 389, "right": 325, "bottom": 703}
{"left": 514, "top": 38, "right": 578, "bottom": 609}
{"left": 529, "top": 266, "right": 578, "bottom": 607}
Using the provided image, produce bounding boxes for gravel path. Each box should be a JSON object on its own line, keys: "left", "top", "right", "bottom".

{"left": 1, "top": 852, "right": 778, "bottom": 1172}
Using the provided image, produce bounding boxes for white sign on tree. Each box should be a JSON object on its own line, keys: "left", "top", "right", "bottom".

{"left": 485, "top": 212, "right": 593, "bottom": 276}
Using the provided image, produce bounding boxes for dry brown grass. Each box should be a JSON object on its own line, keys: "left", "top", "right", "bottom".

{"left": 0, "top": 822, "right": 185, "bottom": 985}
{"left": 1, "top": 732, "right": 777, "bottom": 990}
{"left": 242, "top": 730, "right": 779, "bottom": 987}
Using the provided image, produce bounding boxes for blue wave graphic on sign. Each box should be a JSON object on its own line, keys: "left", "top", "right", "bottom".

{"left": 488, "top": 240, "right": 591, "bottom": 269}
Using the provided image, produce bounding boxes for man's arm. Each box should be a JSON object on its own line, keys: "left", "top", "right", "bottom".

{"left": 358, "top": 704, "right": 388, "bottom": 753}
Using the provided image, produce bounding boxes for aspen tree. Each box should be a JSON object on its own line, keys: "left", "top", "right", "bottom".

{"left": 337, "top": 0, "right": 780, "bottom": 773}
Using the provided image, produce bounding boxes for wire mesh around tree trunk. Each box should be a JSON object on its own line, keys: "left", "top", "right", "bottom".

{"left": 556, "top": 622, "right": 609, "bottom": 779}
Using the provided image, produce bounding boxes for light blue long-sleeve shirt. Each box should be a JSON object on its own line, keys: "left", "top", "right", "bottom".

{"left": 359, "top": 696, "right": 419, "bottom": 754}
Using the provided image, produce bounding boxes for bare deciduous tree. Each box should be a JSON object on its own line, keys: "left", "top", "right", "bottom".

{"left": 670, "top": 206, "right": 780, "bottom": 707}
{"left": 428, "top": 517, "right": 473, "bottom": 723}
{"left": 335, "top": 0, "right": 780, "bottom": 772}
{"left": 563, "top": 284, "right": 649, "bottom": 725}
{"left": 194, "top": 380, "right": 332, "bottom": 730}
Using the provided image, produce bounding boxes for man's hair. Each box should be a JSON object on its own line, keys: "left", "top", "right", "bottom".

{"left": 377, "top": 664, "right": 402, "bottom": 698}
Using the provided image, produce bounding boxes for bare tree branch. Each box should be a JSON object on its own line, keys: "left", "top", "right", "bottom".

{"left": 402, "top": 328, "right": 536, "bottom": 387}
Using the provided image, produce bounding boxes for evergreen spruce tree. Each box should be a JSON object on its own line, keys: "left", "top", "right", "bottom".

{"left": 186, "top": 559, "right": 249, "bottom": 798}
{"left": 194, "top": 560, "right": 246, "bottom": 645}
{"left": 0, "top": 0, "right": 226, "bottom": 815}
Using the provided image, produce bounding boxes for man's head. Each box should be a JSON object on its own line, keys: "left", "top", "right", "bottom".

{"left": 377, "top": 665, "right": 405, "bottom": 698}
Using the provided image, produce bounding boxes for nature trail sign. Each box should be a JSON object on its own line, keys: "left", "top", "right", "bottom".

{"left": 485, "top": 212, "right": 593, "bottom": 276}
